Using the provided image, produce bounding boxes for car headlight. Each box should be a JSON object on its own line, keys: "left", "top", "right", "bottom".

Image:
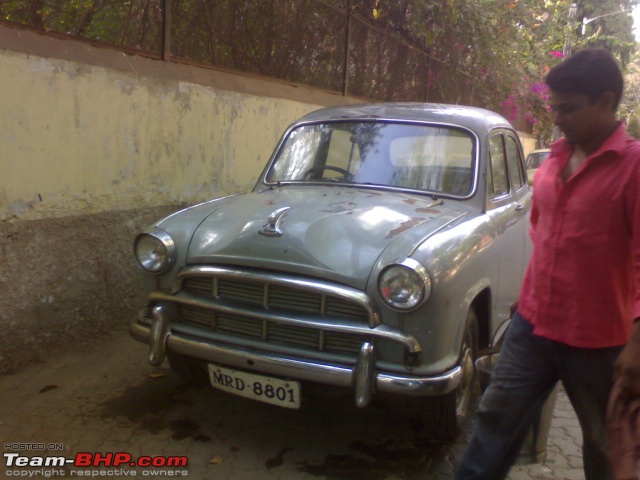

{"left": 378, "top": 259, "right": 431, "bottom": 311}
{"left": 134, "top": 229, "right": 176, "bottom": 274}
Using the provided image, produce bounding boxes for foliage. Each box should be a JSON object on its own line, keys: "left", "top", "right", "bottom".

{"left": 629, "top": 115, "right": 640, "bottom": 139}
{"left": 488, "top": 0, "right": 639, "bottom": 145}
{"left": 0, "top": 0, "right": 638, "bottom": 139}
{"left": 620, "top": 48, "right": 640, "bottom": 125}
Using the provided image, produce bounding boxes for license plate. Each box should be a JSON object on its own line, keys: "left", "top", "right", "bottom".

{"left": 207, "top": 364, "right": 301, "bottom": 409}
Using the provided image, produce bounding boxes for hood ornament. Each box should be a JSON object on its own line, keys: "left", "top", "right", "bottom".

{"left": 259, "top": 206, "right": 291, "bottom": 237}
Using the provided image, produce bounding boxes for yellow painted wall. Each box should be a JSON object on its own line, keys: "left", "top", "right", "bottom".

{"left": 0, "top": 50, "right": 325, "bottom": 221}
{"left": 519, "top": 133, "right": 536, "bottom": 158}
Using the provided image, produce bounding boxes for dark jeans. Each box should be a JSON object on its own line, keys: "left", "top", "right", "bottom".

{"left": 455, "top": 312, "right": 622, "bottom": 480}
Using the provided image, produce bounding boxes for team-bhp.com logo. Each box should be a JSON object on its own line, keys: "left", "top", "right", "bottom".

{"left": 4, "top": 451, "right": 189, "bottom": 477}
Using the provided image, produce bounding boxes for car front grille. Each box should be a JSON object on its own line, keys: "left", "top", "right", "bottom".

{"left": 177, "top": 273, "right": 374, "bottom": 356}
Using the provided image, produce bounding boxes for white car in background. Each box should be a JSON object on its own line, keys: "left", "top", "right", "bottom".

{"left": 525, "top": 148, "right": 551, "bottom": 184}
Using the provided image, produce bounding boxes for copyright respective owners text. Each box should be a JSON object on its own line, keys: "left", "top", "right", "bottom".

{"left": 4, "top": 443, "right": 189, "bottom": 478}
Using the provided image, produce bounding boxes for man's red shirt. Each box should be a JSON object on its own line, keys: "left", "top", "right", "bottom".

{"left": 518, "top": 123, "right": 640, "bottom": 348}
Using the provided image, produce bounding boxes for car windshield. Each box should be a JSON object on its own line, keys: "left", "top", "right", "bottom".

{"left": 265, "top": 121, "right": 476, "bottom": 196}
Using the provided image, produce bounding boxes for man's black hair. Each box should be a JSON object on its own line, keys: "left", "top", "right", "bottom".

{"left": 545, "top": 48, "right": 624, "bottom": 109}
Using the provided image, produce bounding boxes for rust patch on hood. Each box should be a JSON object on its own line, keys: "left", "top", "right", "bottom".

{"left": 405, "top": 198, "right": 443, "bottom": 215}
{"left": 415, "top": 207, "right": 441, "bottom": 214}
{"left": 386, "top": 217, "right": 425, "bottom": 238}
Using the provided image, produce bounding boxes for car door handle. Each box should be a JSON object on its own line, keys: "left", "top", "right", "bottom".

{"left": 515, "top": 203, "right": 525, "bottom": 211}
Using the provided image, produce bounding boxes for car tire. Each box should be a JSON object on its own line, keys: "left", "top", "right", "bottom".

{"left": 167, "top": 350, "right": 209, "bottom": 386}
{"left": 421, "top": 308, "right": 479, "bottom": 440}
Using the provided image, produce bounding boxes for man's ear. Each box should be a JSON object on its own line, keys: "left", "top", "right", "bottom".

{"left": 596, "top": 91, "right": 618, "bottom": 112}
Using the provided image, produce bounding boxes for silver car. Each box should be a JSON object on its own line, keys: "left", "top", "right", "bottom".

{"left": 130, "top": 103, "right": 531, "bottom": 438}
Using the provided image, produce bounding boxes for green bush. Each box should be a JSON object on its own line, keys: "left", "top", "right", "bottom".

{"left": 628, "top": 115, "right": 640, "bottom": 140}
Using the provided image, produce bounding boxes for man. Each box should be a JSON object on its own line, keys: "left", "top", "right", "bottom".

{"left": 455, "top": 48, "right": 640, "bottom": 480}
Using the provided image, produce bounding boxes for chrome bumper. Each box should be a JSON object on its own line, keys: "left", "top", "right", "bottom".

{"left": 129, "top": 306, "right": 462, "bottom": 407}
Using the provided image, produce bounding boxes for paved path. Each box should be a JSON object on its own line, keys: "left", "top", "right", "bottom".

{"left": 0, "top": 328, "right": 585, "bottom": 479}
{"left": 508, "top": 389, "right": 584, "bottom": 480}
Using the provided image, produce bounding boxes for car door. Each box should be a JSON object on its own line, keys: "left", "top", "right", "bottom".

{"left": 486, "top": 130, "right": 531, "bottom": 331}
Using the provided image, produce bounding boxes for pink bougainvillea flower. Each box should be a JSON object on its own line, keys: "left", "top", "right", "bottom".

{"left": 530, "top": 81, "right": 548, "bottom": 95}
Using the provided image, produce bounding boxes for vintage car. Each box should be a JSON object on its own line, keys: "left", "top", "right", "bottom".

{"left": 130, "top": 103, "right": 532, "bottom": 438}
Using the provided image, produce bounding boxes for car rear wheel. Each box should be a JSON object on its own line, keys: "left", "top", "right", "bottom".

{"left": 422, "top": 308, "right": 479, "bottom": 439}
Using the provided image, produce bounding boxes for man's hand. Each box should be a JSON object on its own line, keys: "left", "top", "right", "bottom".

{"left": 509, "top": 301, "right": 519, "bottom": 317}
{"left": 614, "top": 320, "right": 640, "bottom": 400}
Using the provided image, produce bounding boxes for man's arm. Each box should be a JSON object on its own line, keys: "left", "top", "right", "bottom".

{"left": 615, "top": 320, "right": 640, "bottom": 399}
{"left": 617, "top": 145, "right": 640, "bottom": 398}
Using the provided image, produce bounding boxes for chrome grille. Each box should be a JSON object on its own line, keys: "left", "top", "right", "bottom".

{"left": 181, "top": 305, "right": 213, "bottom": 328}
{"left": 268, "top": 322, "right": 319, "bottom": 349}
{"left": 217, "top": 313, "right": 263, "bottom": 337}
{"left": 181, "top": 276, "right": 369, "bottom": 322}
{"left": 179, "top": 304, "right": 373, "bottom": 355}
{"left": 178, "top": 273, "right": 372, "bottom": 355}
{"left": 218, "top": 278, "right": 265, "bottom": 306}
{"left": 326, "top": 297, "right": 367, "bottom": 318}
{"left": 182, "top": 277, "right": 212, "bottom": 295}
{"left": 269, "top": 284, "right": 322, "bottom": 313}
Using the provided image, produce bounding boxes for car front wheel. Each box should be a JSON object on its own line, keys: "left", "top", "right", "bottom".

{"left": 167, "top": 350, "right": 209, "bottom": 386}
{"left": 421, "top": 308, "right": 479, "bottom": 439}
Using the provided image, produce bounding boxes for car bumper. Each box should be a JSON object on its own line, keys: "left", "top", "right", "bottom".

{"left": 129, "top": 306, "right": 462, "bottom": 407}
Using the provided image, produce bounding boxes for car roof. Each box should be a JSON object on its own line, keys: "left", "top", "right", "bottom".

{"left": 293, "top": 103, "right": 514, "bottom": 136}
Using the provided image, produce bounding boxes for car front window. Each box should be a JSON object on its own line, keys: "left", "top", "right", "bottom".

{"left": 265, "top": 121, "right": 476, "bottom": 196}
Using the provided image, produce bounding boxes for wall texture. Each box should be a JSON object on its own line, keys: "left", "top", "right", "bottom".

{"left": 0, "top": 27, "right": 359, "bottom": 222}
{"left": 0, "top": 24, "right": 357, "bottom": 373}
{"left": 0, "top": 24, "right": 535, "bottom": 374}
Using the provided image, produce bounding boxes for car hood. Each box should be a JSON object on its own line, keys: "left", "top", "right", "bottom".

{"left": 186, "top": 187, "right": 468, "bottom": 288}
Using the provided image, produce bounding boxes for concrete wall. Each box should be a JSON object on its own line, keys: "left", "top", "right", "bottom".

{"left": 520, "top": 133, "right": 536, "bottom": 158}
{"left": 0, "top": 27, "right": 361, "bottom": 222}
{"left": 0, "top": 24, "right": 535, "bottom": 374}
{"left": 0, "top": 24, "right": 357, "bottom": 374}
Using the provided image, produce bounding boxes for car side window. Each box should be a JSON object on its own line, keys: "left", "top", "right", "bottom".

{"left": 489, "top": 135, "right": 509, "bottom": 198}
{"left": 505, "top": 135, "right": 525, "bottom": 191}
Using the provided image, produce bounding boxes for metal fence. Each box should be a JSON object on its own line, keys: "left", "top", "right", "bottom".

{"left": 0, "top": 0, "right": 474, "bottom": 104}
